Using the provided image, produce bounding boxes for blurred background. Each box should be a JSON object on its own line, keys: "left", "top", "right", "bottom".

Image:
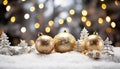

{"left": 0, "top": 0, "right": 120, "bottom": 46}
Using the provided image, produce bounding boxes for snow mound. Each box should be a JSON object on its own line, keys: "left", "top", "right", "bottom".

{"left": 0, "top": 47, "right": 120, "bottom": 69}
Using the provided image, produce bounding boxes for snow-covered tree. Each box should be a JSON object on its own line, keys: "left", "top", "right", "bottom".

{"left": 0, "top": 32, "right": 17, "bottom": 56}
{"left": 80, "top": 27, "right": 89, "bottom": 40}
{"left": 18, "top": 40, "right": 34, "bottom": 54}
{"left": 102, "top": 37, "right": 114, "bottom": 56}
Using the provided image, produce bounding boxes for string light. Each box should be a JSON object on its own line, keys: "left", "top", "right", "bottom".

{"left": 48, "top": 20, "right": 54, "bottom": 26}
{"left": 98, "top": 18, "right": 103, "bottom": 24}
{"left": 66, "top": 16, "right": 72, "bottom": 22}
{"left": 81, "top": 16, "right": 87, "bottom": 22}
{"left": 21, "top": 27, "right": 26, "bottom": 33}
{"left": 39, "top": 3, "right": 44, "bottom": 9}
{"left": 101, "top": 3, "right": 107, "bottom": 10}
{"left": 6, "top": 5, "right": 11, "bottom": 12}
{"left": 24, "top": 13, "right": 30, "bottom": 19}
{"left": 106, "top": 16, "right": 111, "bottom": 22}
{"left": 86, "top": 20, "right": 91, "bottom": 27}
{"left": 10, "top": 16, "right": 16, "bottom": 23}
{"left": 69, "top": 9, "right": 75, "bottom": 15}
{"left": 29, "top": 40, "right": 35, "bottom": 45}
{"left": 34, "top": 23, "right": 40, "bottom": 29}
{"left": 45, "top": 27, "right": 50, "bottom": 33}
{"left": 30, "top": 6, "right": 35, "bottom": 12}
{"left": 82, "top": 10, "right": 88, "bottom": 16}
{"left": 111, "top": 22, "right": 116, "bottom": 28}
{"left": 3, "top": 0, "right": 8, "bottom": 5}
{"left": 58, "top": 19, "right": 64, "bottom": 24}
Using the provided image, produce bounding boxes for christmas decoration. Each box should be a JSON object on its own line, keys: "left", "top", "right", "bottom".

{"left": 17, "top": 40, "right": 34, "bottom": 54}
{"left": 35, "top": 34, "right": 54, "bottom": 54}
{"left": 102, "top": 37, "right": 114, "bottom": 57}
{"left": 54, "top": 30, "right": 76, "bottom": 53}
{"left": 0, "top": 32, "right": 17, "bottom": 56}
{"left": 80, "top": 27, "right": 89, "bottom": 40}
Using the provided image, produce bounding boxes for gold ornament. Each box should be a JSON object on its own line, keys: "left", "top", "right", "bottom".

{"left": 85, "top": 34, "right": 103, "bottom": 51}
{"left": 35, "top": 33, "right": 54, "bottom": 54}
{"left": 54, "top": 30, "right": 76, "bottom": 53}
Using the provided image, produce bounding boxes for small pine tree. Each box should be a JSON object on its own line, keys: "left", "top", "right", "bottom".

{"left": 0, "top": 32, "right": 17, "bottom": 56}
{"left": 102, "top": 37, "right": 114, "bottom": 56}
{"left": 80, "top": 27, "right": 89, "bottom": 40}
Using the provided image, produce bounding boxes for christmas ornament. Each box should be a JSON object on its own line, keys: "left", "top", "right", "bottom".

{"left": 35, "top": 33, "right": 54, "bottom": 54}
{"left": 54, "top": 30, "right": 76, "bottom": 53}
{"left": 85, "top": 33, "right": 103, "bottom": 51}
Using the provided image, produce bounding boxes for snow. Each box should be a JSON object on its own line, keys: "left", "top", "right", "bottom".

{"left": 0, "top": 47, "right": 120, "bottom": 69}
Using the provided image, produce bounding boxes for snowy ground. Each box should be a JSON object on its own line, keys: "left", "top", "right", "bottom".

{"left": 0, "top": 47, "right": 120, "bottom": 69}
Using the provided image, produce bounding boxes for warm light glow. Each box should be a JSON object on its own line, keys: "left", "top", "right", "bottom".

{"left": 6, "top": 5, "right": 11, "bottom": 12}
{"left": 111, "top": 22, "right": 116, "bottom": 28}
{"left": 100, "top": 0, "right": 104, "bottom": 1}
{"left": 101, "top": 3, "right": 107, "bottom": 10}
{"left": 106, "top": 16, "right": 111, "bottom": 22}
{"left": 3, "top": 0, "right": 8, "bottom": 5}
{"left": 39, "top": 3, "right": 44, "bottom": 9}
{"left": 30, "top": 6, "right": 35, "bottom": 12}
{"left": 29, "top": 40, "right": 35, "bottom": 45}
{"left": 69, "top": 9, "right": 75, "bottom": 15}
{"left": 106, "top": 27, "right": 112, "bottom": 33}
{"left": 10, "top": 16, "right": 16, "bottom": 23}
{"left": 82, "top": 10, "right": 88, "bottom": 16}
{"left": 21, "top": 27, "right": 26, "bottom": 33}
{"left": 98, "top": 18, "right": 103, "bottom": 24}
{"left": 24, "top": 13, "right": 30, "bottom": 19}
{"left": 66, "top": 17, "right": 72, "bottom": 22}
{"left": 115, "top": 0, "right": 118, "bottom": 6}
{"left": 58, "top": 19, "right": 64, "bottom": 24}
{"left": 86, "top": 20, "right": 91, "bottom": 27}
{"left": 81, "top": 16, "right": 87, "bottom": 22}
{"left": 34, "top": 23, "right": 40, "bottom": 29}
{"left": 21, "top": 0, "right": 26, "bottom": 2}
{"left": 45, "top": 27, "right": 50, "bottom": 33}
{"left": 48, "top": 20, "right": 54, "bottom": 26}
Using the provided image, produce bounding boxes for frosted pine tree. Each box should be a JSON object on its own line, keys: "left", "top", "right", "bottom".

{"left": 0, "top": 32, "right": 16, "bottom": 56}
{"left": 80, "top": 27, "right": 89, "bottom": 40}
{"left": 102, "top": 37, "right": 114, "bottom": 56}
{"left": 18, "top": 40, "right": 34, "bottom": 54}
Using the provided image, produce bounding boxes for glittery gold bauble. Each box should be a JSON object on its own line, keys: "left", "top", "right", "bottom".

{"left": 85, "top": 34, "right": 103, "bottom": 51}
{"left": 54, "top": 31, "right": 76, "bottom": 53}
{"left": 35, "top": 34, "right": 54, "bottom": 54}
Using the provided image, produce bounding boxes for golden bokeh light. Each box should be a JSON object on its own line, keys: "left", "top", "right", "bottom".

{"left": 66, "top": 17, "right": 72, "bottom": 22}
{"left": 106, "top": 16, "right": 111, "bottom": 22}
{"left": 24, "top": 13, "right": 30, "bottom": 19}
{"left": 3, "top": 0, "right": 8, "bottom": 5}
{"left": 115, "top": 0, "right": 118, "bottom": 6}
{"left": 100, "top": 0, "right": 104, "bottom": 1}
{"left": 21, "top": 0, "right": 26, "bottom": 2}
{"left": 101, "top": 3, "right": 107, "bottom": 10}
{"left": 39, "top": 3, "right": 44, "bottom": 9}
{"left": 6, "top": 5, "right": 11, "bottom": 12}
{"left": 21, "top": 27, "right": 26, "bottom": 33}
{"left": 45, "top": 27, "right": 50, "bottom": 33}
{"left": 111, "top": 22, "right": 116, "bottom": 28}
{"left": 81, "top": 16, "right": 87, "bottom": 22}
{"left": 30, "top": 6, "right": 35, "bottom": 12}
{"left": 29, "top": 40, "right": 35, "bottom": 45}
{"left": 34, "top": 23, "right": 40, "bottom": 29}
{"left": 48, "top": 20, "right": 54, "bottom": 26}
{"left": 10, "top": 16, "right": 16, "bottom": 23}
{"left": 69, "top": 9, "right": 75, "bottom": 15}
{"left": 58, "top": 19, "right": 64, "bottom": 24}
{"left": 82, "top": 10, "right": 88, "bottom": 16}
{"left": 98, "top": 18, "right": 103, "bottom": 24}
{"left": 86, "top": 20, "right": 91, "bottom": 27}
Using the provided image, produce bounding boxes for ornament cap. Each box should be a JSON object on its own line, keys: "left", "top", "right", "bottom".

{"left": 38, "top": 33, "right": 43, "bottom": 36}
{"left": 63, "top": 30, "right": 67, "bottom": 33}
{"left": 93, "top": 31, "right": 98, "bottom": 35}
